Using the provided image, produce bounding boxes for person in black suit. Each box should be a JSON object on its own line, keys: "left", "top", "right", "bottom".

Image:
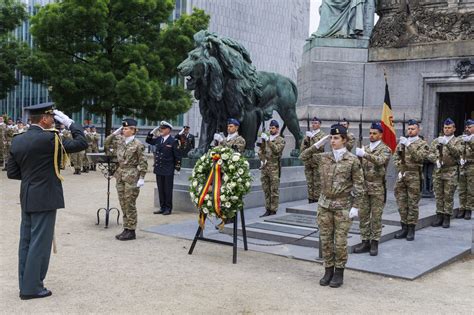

{"left": 7, "top": 103, "right": 88, "bottom": 300}
{"left": 146, "top": 121, "right": 181, "bottom": 215}
{"left": 175, "top": 125, "right": 195, "bottom": 157}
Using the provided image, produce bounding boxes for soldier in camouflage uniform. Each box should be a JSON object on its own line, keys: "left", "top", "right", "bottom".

{"left": 89, "top": 125, "right": 100, "bottom": 171}
{"left": 339, "top": 118, "right": 356, "bottom": 152}
{"left": 59, "top": 124, "right": 73, "bottom": 170}
{"left": 105, "top": 128, "right": 122, "bottom": 156}
{"left": 393, "top": 119, "right": 429, "bottom": 241}
{"left": 317, "top": 124, "right": 364, "bottom": 288}
{"left": 0, "top": 116, "right": 6, "bottom": 168}
{"left": 82, "top": 125, "right": 92, "bottom": 172}
{"left": 258, "top": 120, "right": 285, "bottom": 217}
{"left": 3, "top": 119, "right": 16, "bottom": 171}
{"left": 299, "top": 117, "right": 326, "bottom": 203}
{"left": 353, "top": 122, "right": 392, "bottom": 256}
{"left": 105, "top": 119, "right": 148, "bottom": 241}
{"left": 428, "top": 118, "right": 463, "bottom": 228}
{"left": 457, "top": 119, "right": 474, "bottom": 220}
{"left": 213, "top": 118, "right": 246, "bottom": 153}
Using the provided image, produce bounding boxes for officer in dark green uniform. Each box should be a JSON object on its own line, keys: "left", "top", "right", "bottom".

{"left": 7, "top": 103, "right": 87, "bottom": 300}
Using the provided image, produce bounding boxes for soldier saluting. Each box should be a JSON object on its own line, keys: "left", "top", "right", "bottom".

{"left": 393, "top": 119, "right": 429, "bottom": 241}
{"left": 299, "top": 117, "right": 326, "bottom": 204}
{"left": 457, "top": 119, "right": 474, "bottom": 220}
{"left": 429, "top": 118, "right": 463, "bottom": 228}
{"left": 353, "top": 122, "right": 392, "bottom": 256}
{"left": 105, "top": 119, "right": 148, "bottom": 241}
{"left": 213, "top": 118, "right": 246, "bottom": 153}
{"left": 7, "top": 103, "right": 87, "bottom": 300}
{"left": 317, "top": 124, "right": 364, "bottom": 288}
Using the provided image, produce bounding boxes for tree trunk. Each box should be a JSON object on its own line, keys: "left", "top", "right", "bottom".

{"left": 105, "top": 109, "right": 112, "bottom": 136}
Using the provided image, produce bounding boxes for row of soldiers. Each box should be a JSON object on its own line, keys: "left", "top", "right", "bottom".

{"left": 0, "top": 117, "right": 30, "bottom": 170}
{"left": 300, "top": 116, "right": 473, "bottom": 257}
{"left": 59, "top": 124, "right": 100, "bottom": 174}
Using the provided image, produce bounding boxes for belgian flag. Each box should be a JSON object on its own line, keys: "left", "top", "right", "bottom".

{"left": 381, "top": 82, "right": 397, "bottom": 153}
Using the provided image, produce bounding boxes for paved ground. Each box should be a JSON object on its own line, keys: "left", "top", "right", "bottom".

{"left": 1, "top": 169, "right": 473, "bottom": 314}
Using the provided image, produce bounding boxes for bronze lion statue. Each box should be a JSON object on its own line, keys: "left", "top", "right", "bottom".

{"left": 177, "top": 30, "right": 302, "bottom": 158}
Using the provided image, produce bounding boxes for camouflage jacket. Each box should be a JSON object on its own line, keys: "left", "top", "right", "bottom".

{"left": 90, "top": 132, "right": 100, "bottom": 151}
{"left": 5, "top": 126, "right": 15, "bottom": 144}
{"left": 427, "top": 136, "right": 462, "bottom": 168}
{"left": 346, "top": 132, "right": 356, "bottom": 152}
{"left": 300, "top": 130, "right": 326, "bottom": 165}
{"left": 60, "top": 129, "right": 73, "bottom": 141}
{"left": 258, "top": 135, "right": 285, "bottom": 168}
{"left": 105, "top": 134, "right": 148, "bottom": 184}
{"left": 393, "top": 137, "right": 429, "bottom": 172}
{"left": 460, "top": 135, "right": 474, "bottom": 166}
{"left": 222, "top": 134, "right": 246, "bottom": 153}
{"left": 0, "top": 124, "right": 6, "bottom": 144}
{"left": 104, "top": 133, "right": 122, "bottom": 156}
{"left": 318, "top": 151, "right": 364, "bottom": 210}
{"left": 361, "top": 141, "right": 392, "bottom": 195}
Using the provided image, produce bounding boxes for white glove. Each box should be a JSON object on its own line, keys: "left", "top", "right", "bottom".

{"left": 213, "top": 133, "right": 223, "bottom": 142}
{"left": 462, "top": 135, "right": 472, "bottom": 142}
{"left": 349, "top": 207, "right": 359, "bottom": 219}
{"left": 355, "top": 147, "right": 366, "bottom": 157}
{"left": 398, "top": 172, "right": 403, "bottom": 180}
{"left": 136, "top": 178, "right": 145, "bottom": 188}
{"left": 399, "top": 136, "right": 408, "bottom": 146}
{"left": 314, "top": 135, "right": 330, "bottom": 149}
{"left": 436, "top": 160, "right": 442, "bottom": 168}
{"left": 113, "top": 126, "right": 123, "bottom": 135}
{"left": 151, "top": 126, "right": 160, "bottom": 134}
{"left": 437, "top": 136, "right": 447, "bottom": 145}
{"left": 261, "top": 133, "right": 269, "bottom": 142}
{"left": 305, "top": 131, "right": 313, "bottom": 138}
{"left": 53, "top": 109, "right": 74, "bottom": 128}
{"left": 460, "top": 159, "right": 466, "bottom": 166}
{"left": 178, "top": 129, "right": 184, "bottom": 135}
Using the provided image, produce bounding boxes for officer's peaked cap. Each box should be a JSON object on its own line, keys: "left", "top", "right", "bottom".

{"left": 160, "top": 120, "right": 173, "bottom": 129}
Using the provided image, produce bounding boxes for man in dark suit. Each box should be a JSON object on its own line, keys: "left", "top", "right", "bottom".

{"left": 175, "top": 125, "right": 195, "bottom": 157}
{"left": 146, "top": 121, "right": 181, "bottom": 215}
{"left": 7, "top": 103, "right": 87, "bottom": 300}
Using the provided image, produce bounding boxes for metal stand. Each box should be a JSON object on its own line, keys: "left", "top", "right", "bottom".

{"left": 90, "top": 153, "right": 120, "bottom": 228}
{"left": 188, "top": 208, "right": 248, "bottom": 264}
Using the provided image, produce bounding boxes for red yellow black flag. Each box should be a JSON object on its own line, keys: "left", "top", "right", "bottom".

{"left": 381, "top": 82, "right": 397, "bottom": 152}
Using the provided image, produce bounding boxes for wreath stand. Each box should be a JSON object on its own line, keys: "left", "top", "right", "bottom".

{"left": 188, "top": 208, "right": 248, "bottom": 264}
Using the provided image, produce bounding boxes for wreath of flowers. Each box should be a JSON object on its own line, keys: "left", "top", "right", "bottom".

{"left": 189, "top": 146, "right": 252, "bottom": 226}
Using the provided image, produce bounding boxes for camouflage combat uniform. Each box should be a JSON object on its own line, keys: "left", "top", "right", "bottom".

{"left": 318, "top": 150, "right": 364, "bottom": 268}
{"left": 83, "top": 132, "right": 94, "bottom": 169}
{"left": 258, "top": 135, "right": 285, "bottom": 213}
{"left": 60, "top": 129, "right": 73, "bottom": 169}
{"left": 299, "top": 130, "right": 326, "bottom": 202}
{"left": 359, "top": 141, "right": 392, "bottom": 241}
{"left": 458, "top": 135, "right": 474, "bottom": 212}
{"left": 393, "top": 137, "right": 429, "bottom": 225}
{"left": 428, "top": 136, "right": 462, "bottom": 216}
{"left": 346, "top": 132, "right": 356, "bottom": 152}
{"left": 222, "top": 133, "right": 246, "bottom": 153}
{"left": 3, "top": 126, "right": 15, "bottom": 168}
{"left": 89, "top": 132, "right": 100, "bottom": 169}
{"left": 105, "top": 134, "right": 148, "bottom": 230}
{"left": 105, "top": 132, "right": 121, "bottom": 156}
{"left": 0, "top": 123, "right": 6, "bottom": 166}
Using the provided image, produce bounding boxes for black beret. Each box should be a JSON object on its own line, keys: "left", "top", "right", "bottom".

{"left": 330, "top": 124, "right": 347, "bottom": 135}
{"left": 122, "top": 118, "right": 138, "bottom": 127}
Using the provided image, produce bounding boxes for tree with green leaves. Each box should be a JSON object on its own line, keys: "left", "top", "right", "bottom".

{"left": 22, "top": 0, "right": 209, "bottom": 134}
{"left": 0, "top": 0, "right": 28, "bottom": 100}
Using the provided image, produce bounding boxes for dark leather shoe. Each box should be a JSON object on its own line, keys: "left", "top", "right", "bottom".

{"left": 406, "top": 224, "right": 415, "bottom": 241}
{"left": 370, "top": 240, "right": 379, "bottom": 256}
{"left": 268, "top": 211, "right": 277, "bottom": 216}
{"left": 353, "top": 240, "right": 370, "bottom": 254}
{"left": 162, "top": 210, "right": 172, "bottom": 215}
{"left": 319, "top": 267, "right": 334, "bottom": 286}
{"left": 259, "top": 210, "right": 272, "bottom": 218}
{"left": 442, "top": 214, "right": 451, "bottom": 228}
{"left": 118, "top": 229, "right": 136, "bottom": 241}
{"left": 20, "top": 289, "right": 52, "bottom": 300}
{"left": 394, "top": 223, "right": 408, "bottom": 239}
{"left": 329, "top": 268, "right": 344, "bottom": 288}
{"left": 431, "top": 213, "right": 444, "bottom": 227}
{"left": 115, "top": 229, "right": 127, "bottom": 240}
{"left": 464, "top": 210, "right": 471, "bottom": 220}
{"left": 153, "top": 209, "right": 165, "bottom": 214}
{"left": 456, "top": 210, "right": 465, "bottom": 219}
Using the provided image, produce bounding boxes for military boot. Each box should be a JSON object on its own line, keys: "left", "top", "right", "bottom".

{"left": 353, "top": 240, "right": 370, "bottom": 254}
{"left": 118, "top": 229, "right": 136, "bottom": 241}
{"left": 464, "top": 210, "right": 471, "bottom": 220}
{"left": 431, "top": 214, "right": 444, "bottom": 227}
{"left": 406, "top": 224, "right": 415, "bottom": 241}
{"left": 319, "top": 267, "right": 334, "bottom": 286}
{"left": 308, "top": 199, "right": 314, "bottom": 204}
{"left": 115, "top": 229, "right": 127, "bottom": 240}
{"left": 73, "top": 168, "right": 81, "bottom": 175}
{"left": 82, "top": 166, "right": 89, "bottom": 173}
{"left": 329, "top": 268, "right": 344, "bottom": 288}
{"left": 442, "top": 214, "right": 451, "bottom": 228}
{"left": 394, "top": 223, "right": 408, "bottom": 239}
{"left": 456, "top": 209, "right": 465, "bottom": 219}
{"left": 369, "top": 240, "right": 379, "bottom": 256}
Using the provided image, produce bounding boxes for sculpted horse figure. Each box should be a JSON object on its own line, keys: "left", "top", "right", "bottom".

{"left": 177, "top": 30, "right": 302, "bottom": 158}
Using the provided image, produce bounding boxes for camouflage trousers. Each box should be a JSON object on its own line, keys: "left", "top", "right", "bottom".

{"left": 317, "top": 205, "right": 351, "bottom": 268}
{"left": 3, "top": 142, "right": 10, "bottom": 166}
{"left": 70, "top": 151, "right": 84, "bottom": 170}
{"left": 433, "top": 166, "right": 458, "bottom": 215}
{"left": 359, "top": 193, "right": 385, "bottom": 241}
{"left": 261, "top": 166, "right": 280, "bottom": 213}
{"left": 304, "top": 164, "right": 320, "bottom": 201}
{"left": 83, "top": 149, "right": 92, "bottom": 168}
{"left": 0, "top": 141, "right": 4, "bottom": 163}
{"left": 394, "top": 170, "right": 421, "bottom": 225}
{"left": 459, "top": 164, "right": 474, "bottom": 211}
{"left": 116, "top": 180, "right": 140, "bottom": 230}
